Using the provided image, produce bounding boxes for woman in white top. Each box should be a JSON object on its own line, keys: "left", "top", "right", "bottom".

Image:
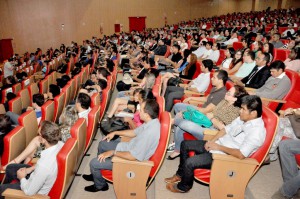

{"left": 219, "top": 47, "right": 234, "bottom": 69}
{"left": 221, "top": 48, "right": 244, "bottom": 75}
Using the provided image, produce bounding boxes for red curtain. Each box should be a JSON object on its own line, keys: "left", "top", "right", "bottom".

{"left": 114, "top": 24, "right": 121, "bottom": 33}
{"left": 129, "top": 17, "right": 146, "bottom": 32}
{"left": 0, "top": 39, "right": 13, "bottom": 62}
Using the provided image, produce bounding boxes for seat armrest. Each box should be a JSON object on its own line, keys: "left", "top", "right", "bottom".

{"left": 186, "top": 100, "right": 204, "bottom": 106}
{"left": 2, "top": 189, "right": 50, "bottom": 199}
{"left": 184, "top": 90, "right": 204, "bottom": 96}
{"left": 112, "top": 156, "right": 154, "bottom": 167}
{"left": 261, "top": 97, "right": 286, "bottom": 104}
{"left": 203, "top": 129, "right": 218, "bottom": 136}
{"left": 212, "top": 154, "right": 259, "bottom": 165}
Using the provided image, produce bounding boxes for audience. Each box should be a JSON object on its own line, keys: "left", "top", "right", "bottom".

{"left": 165, "top": 95, "right": 266, "bottom": 193}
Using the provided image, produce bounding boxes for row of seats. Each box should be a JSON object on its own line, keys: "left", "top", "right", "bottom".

{"left": 0, "top": 50, "right": 116, "bottom": 198}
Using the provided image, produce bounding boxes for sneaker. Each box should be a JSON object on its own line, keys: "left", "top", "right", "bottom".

{"left": 167, "top": 142, "right": 175, "bottom": 152}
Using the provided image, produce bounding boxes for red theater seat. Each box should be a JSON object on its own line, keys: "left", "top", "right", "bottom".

{"left": 85, "top": 105, "right": 100, "bottom": 152}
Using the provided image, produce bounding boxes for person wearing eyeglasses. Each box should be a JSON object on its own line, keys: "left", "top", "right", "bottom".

{"left": 234, "top": 52, "right": 271, "bottom": 89}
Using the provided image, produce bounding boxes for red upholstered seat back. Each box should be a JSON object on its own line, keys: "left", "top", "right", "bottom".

{"left": 48, "top": 138, "right": 78, "bottom": 199}
{"left": 1, "top": 126, "right": 26, "bottom": 170}
{"left": 164, "top": 45, "right": 171, "bottom": 58}
{"left": 273, "top": 48, "right": 290, "bottom": 62}
{"left": 8, "top": 96, "right": 22, "bottom": 115}
{"left": 41, "top": 100, "right": 55, "bottom": 122}
{"left": 216, "top": 49, "right": 226, "bottom": 66}
{"left": 154, "top": 75, "right": 161, "bottom": 85}
{"left": 18, "top": 110, "right": 38, "bottom": 146}
{"left": 268, "top": 69, "right": 298, "bottom": 111}
{"left": 90, "top": 92, "right": 101, "bottom": 108}
{"left": 85, "top": 105, "right": 101, "bottom": 152}
{"left": 54, "top": 92, "right": 66, "bottom": 123}
{"left": 99, "top": 86, "right": 110, "bottom": 121}
{"left": 2, "top": 87, "right": 13, "bottom": 103}
{"left": 28, "top": 83, "right": 39, "bottom": 102}
{"left": 148, "top": 111, "right": 171, "bottom": 184}
{"left": 249, "top": 106, "right": 278, "bottom": 170}
{"left": 233, "top": 42, "right": 244, "bottom": 51}
{"left": 70, "top": 118, "right": 87, "bottom": 166}
{"left": 156, "top": 96, "right": 165, "bottom": 118}
{"left": 62, "top": 84, "right": 71, "bottom": 106}
{"left": 152, "top": 84, "right": 161, "bottom": 98}
{"left": 39, "top": 78, "right": 49, "bottom": 94}
{"left": 12, "top": 83, "right": 22, "bottom": 94}
{"left": 192, "top": 61, "right": 201, "bottom": 79}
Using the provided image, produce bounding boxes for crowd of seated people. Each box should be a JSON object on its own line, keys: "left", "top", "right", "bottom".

{"left": 0, "top": 7, "right": 299, "bottom": 199}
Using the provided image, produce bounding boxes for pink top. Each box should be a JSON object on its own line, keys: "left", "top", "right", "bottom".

{"left": 133, "top": 112, "right": 143, "bottom": 127}
{"left": 284, "top": 59, "right": 300, "bottom": 72}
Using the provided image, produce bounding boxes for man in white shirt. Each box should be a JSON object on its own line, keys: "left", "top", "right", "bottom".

{"left": 0, "top": 121, "right": 64, "bottom": 198}
{"left": 76, "top": 92, "right": 92, "bottom": 124}
{"left": 282, "top": 24, "right": 295, "bottom": 38}
{"left": 199, "top": 41, "right": 213, "bottom": 60}
{"left": 165, "top": 95, "right": 266, "bottom": 193}
{"left": 183, "top": 59, "right": 213, "bottom": 93}
{"left": 212, "top": 30, "right": 220, "bottom": 40}
{"left": 193, "top": 41, "right": 207, "bottom": 58}
{"left": 206, "top": 43, "right": 220, "bottom": 64}
{"left": 3, "top": 58, "right": 14, "bottom": 78}
{"left": 223, "top": 32, "right": 238, "bottom": 46}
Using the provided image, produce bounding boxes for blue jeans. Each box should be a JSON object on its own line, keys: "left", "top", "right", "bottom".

{"left": 117, "top": 91, "right": 130, "bottom": 100}
{"left": 89, "top": 138, "right": 120, "bottom": 189}
{"left": 174, "top": 117, "right": 205, "bottom": 151}
{"left": 278, "top": 139, "right": 300, "bottom": 198}
{"left": 173, "top": 103, "right": 198, "bottom": 115}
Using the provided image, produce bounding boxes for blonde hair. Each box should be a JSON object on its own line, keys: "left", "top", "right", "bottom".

{"left": 59, "top": 106, "right": 79, "bottom": 127}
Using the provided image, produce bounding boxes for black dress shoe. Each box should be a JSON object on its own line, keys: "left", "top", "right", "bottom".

{"left": 82, "top": 174, "right": 94, "bottom": 181}
{"left": 84, "top": 184, "right": 109, "bottom": 192}
{"left": 166, "top": 154, "right": 180, "bottom": 160}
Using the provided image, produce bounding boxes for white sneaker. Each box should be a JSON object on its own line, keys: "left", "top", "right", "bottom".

{"left": 167, "top": 142, "right": 175, "bottom": 152}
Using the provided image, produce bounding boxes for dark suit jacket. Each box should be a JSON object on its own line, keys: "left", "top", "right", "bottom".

{"left": 241, "top": 65, "right": 271, "bottom": 89}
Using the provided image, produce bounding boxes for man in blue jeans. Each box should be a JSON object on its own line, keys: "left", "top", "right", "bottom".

{"left": 165, "top": 95, "right": 266, "bottom": 193}
{"left": 82, "top": 99, "right": 160, "bottom": 192}
{"left": 272, "top": 139, "right": 300, "bottom": 199}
